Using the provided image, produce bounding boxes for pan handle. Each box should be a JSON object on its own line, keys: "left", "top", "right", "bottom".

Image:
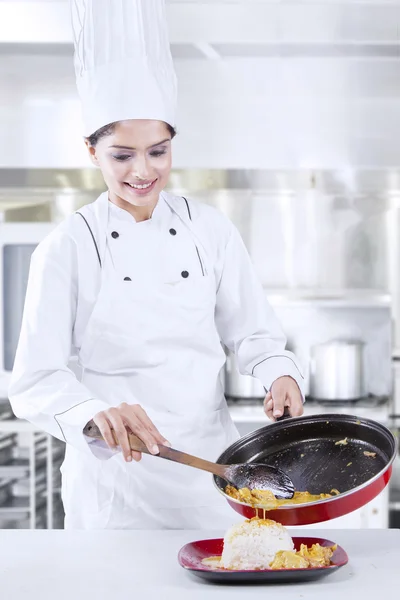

{"left": 276, "top": 407, "right": 292, "bottom": 422}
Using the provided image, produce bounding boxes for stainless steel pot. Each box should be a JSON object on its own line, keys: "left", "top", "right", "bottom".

{"left": 224, "top": 351, "right": 265, "bottom": 399}
{"left": 309, "top": 340, "right": 366, "bottom": 401}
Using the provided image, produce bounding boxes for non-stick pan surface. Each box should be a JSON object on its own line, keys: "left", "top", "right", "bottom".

{"left": 214, "top": 413, "right": 397, "bottom": 525}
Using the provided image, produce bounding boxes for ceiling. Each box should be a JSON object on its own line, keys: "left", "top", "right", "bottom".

{"left": 1, "top": 1, "right": 400, "bottom": 60}
{"left": 1, "top": 0, "right": 400, "bottom": 172}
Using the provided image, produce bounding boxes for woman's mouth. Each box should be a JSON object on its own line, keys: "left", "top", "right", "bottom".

{"left": 124, "top": 179, "right": 157, "bottom": 195}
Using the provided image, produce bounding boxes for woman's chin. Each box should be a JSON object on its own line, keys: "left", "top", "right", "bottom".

{"left": 116, "top": 187, "right": 160, "bottom": 208}
{"left": 124, "top": 195, "right": 158, "bottom": 208}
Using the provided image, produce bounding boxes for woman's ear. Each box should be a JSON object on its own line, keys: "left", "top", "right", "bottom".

{"left": 84, "top": 139, "right": 100, "bottom": 166}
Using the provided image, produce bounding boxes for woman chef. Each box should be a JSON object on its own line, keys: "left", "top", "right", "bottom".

{"left": 9, "top": 0, "right": 305, "bottom": 530}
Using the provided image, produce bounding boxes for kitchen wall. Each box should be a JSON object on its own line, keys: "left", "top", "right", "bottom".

{"left": 1, "top": 51, "right": 400, "bottom": 169}
{"left": 2, "top": 0, "right": 400, "bottom": 170}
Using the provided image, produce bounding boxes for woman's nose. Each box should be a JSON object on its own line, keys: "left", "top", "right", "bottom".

{"left": 132, "top": 155, "right": 151, "bottom": 180}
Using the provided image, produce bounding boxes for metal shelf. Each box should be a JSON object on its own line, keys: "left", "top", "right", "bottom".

{"left": 0, "top": 420, "right": 65, "bottom": 529}
{"left": 0, "top": 458, "right": 30, "bottom": 478}
{"left": 0, "top": 496, "right": 31, "bottom": 513}
{"left": 265, "top": 288, "right": 391, "bottom": 309}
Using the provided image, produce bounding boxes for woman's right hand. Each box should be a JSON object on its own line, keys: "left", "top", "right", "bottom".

{"left": 93, "top": 403, "right": 170, "bottom": 463}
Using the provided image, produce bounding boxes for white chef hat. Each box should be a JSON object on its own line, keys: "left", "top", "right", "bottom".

{"left": 71, "top": 0, "right": 177, "bottom": 137}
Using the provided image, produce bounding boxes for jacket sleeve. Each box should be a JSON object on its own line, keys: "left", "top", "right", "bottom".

{"left": 215, "top": 222, "right": 305, "bottom": 398}
{"left": 8, "top": 230, "right": 110, "bottom": 454}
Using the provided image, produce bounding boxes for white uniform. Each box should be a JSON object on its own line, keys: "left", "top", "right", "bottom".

{"left": 9, "top": 191, "right": 304, "bottom": 529}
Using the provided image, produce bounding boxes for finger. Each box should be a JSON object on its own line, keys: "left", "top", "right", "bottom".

{"left": 265, "top": 405, "right": 275, "bottom": 421}
{"left": 93, "top": 414, "right": 117, "bottom": 449}
{"left": 271, "top": 387, "right": 286, "bottom": 418}
{"left": 124, "top": 416, "right": 160, "bottom": 455}
{"left": 263, "top": 391, "right": 272, "bottom": 408}
{"left": 263, "top": 398, "right": 273, "bottom": 415}
{"left": 264, "top": 390, "right": 272, "bottom": 403}
{"left": 135, "top": 425, "right": 160, "bottom": 455}
{"left": 107, "top": 411, "right": 132, "bottom": 462}
{"left": 134, "top": 405, "right": 171, "bottom": 446}
{"left": 288, "top": 397, "right": 304, "bottom": 417}
{"left": 131, "top": 450, "right": 142, "bottom": 462}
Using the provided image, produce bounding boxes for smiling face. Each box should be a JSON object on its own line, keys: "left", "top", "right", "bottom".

{"left": 86, "top": 119, "right": 173, "bottom": 218}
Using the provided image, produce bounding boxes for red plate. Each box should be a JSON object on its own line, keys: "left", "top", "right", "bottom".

{"left": 178, "top": 536, "right": 348, "bottom": 583}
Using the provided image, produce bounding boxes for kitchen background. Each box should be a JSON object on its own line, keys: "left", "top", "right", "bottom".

{"left": 0, "top": 0, "right": 399, "bottom": 530}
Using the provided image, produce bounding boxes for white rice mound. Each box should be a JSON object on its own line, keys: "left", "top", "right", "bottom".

{"left": 220, "top": 518, "right": 294, "bottom": 570}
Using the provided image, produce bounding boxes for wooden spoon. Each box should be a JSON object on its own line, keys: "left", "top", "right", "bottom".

{"left": 84, "top": 421, "right": 295, "bottom": 499}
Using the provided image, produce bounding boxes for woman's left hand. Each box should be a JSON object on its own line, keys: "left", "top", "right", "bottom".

{"left": 263, "top": 376, "right": 304, "bottom": 421}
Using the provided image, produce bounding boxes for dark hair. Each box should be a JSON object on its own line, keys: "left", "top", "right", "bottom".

{"left": 86, "top": 121, "right": 177, "bottom": 147}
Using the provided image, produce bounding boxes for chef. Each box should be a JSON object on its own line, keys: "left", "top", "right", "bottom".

{"left": 9, "top": 0, "right": 305, "bottom": 530}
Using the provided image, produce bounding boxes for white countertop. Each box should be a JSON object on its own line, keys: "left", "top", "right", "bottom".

{"left": 1, "top": 528, "right": 399, "bottom": 599}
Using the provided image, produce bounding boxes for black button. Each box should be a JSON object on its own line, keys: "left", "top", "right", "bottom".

{"left": 169, "top": 228, "right": 177, "bottom": 236}
{"left": 124, "top": 277, "right": 132, "bottom": 281}
{"left": 111, "top": 231, "right": 119, "bottom": 239}
{"left": 181, "top": 271, "right": 189, "bottom": 279}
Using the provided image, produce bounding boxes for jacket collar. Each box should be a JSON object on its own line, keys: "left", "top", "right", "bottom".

{"left": 82, "top": 190, "right": 197, "bottom": 266}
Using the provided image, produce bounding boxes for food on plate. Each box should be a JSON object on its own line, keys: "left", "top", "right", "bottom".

{"left": 201, "top": 518, "right": 336, "bottom": 571}
{"left": 224, "top": 485, "right": 339, "bottom": 509}
{"left": 201, "top": 518, "right": 294, "bottom": 570}
{"left": 220, "top": 518, "right": 294, "bottom": 570}
{"left": 270, "top": 543, "right": 337, "bottom": 570}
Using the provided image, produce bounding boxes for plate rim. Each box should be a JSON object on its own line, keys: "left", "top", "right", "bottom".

{"left": 178, "top": 535, "right": 349, "bottom": 574}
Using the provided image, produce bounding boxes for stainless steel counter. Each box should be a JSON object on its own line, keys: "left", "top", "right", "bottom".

{"left": 228, "top": 396, "right": 393, "bottom": 427}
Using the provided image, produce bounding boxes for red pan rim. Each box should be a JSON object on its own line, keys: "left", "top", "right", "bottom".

{"left": 213, "top": 415, "right": 398, "bottom": 512}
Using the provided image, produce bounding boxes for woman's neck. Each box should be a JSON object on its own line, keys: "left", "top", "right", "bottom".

{"left": 108, "top": 192, "right": 158, "bottom": 222}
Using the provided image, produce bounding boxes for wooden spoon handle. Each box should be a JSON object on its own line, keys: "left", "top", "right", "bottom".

{"left": 83, "top": 421, "right": 145, "bottom": 449}
{"left": 156, "top": 445, "right": 227, "bottom": 479}
{"left": 126, "top": 432, "right": 227, "bottom": 479}
{"left": 83, "top": 421, "right": 150, "bottom": 453}
{"left": 83, "top": 420, "right": 227, "bottom": 478}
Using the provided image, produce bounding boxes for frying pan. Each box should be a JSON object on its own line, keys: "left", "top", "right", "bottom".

{"left": 213, "top": 413, "right": 397, "bottom": 526}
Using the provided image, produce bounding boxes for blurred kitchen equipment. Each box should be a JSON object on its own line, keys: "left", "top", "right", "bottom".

{"left": 224, "top": 351, "right": 265, "bottom": 400}
{"left": 309, "top": 340, "right": 366, "bottom": 401}
{"left": 83, "top": 422, "right": 295, "bottom": 499}
{"left": 0, "top": 478, "right": 15, "bottom": 506}
{"left": 214, "top": 413, "right": 397, "bottom": 526}
{"left": 0, "top": 433, "right": 17, "bottom": 465}
{"left": 0, "top": 425, "right": 65, "bottom": 530}
{"left": 0, "top": 222, "right": 54, "bottom": 396}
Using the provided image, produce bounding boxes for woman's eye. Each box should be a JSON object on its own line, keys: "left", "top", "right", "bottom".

{"left": 150, "top": 150, "right": 167, "bottom": 158}
{"left": 112, "top": 154, "right": 131, "bottom": 161}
